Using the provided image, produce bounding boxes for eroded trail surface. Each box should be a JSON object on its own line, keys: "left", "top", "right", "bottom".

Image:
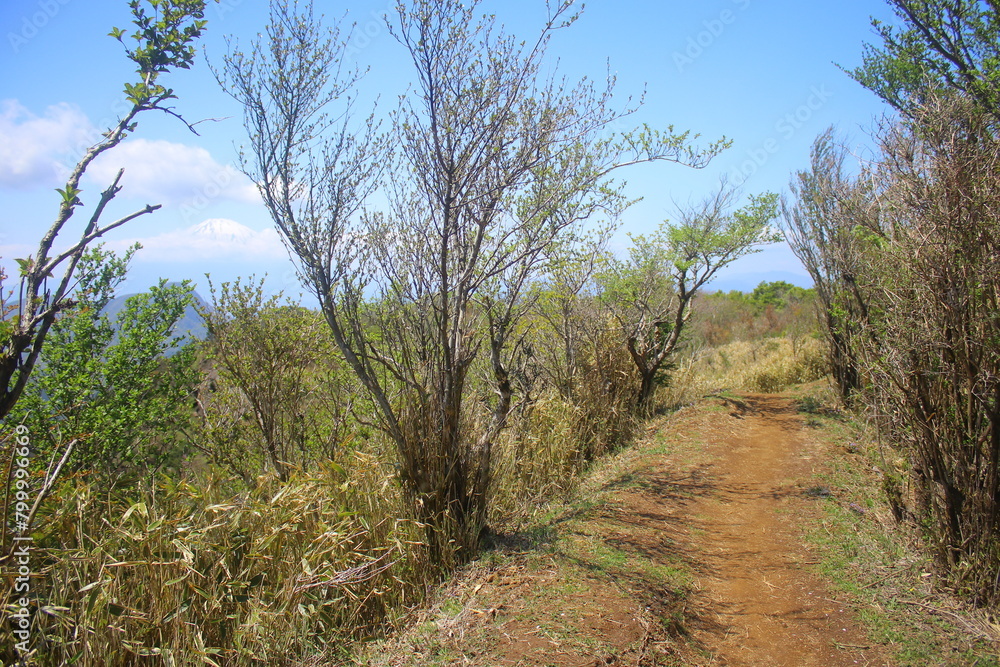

{"left": 664, "top": 394, "right": 883, "bottom": 666}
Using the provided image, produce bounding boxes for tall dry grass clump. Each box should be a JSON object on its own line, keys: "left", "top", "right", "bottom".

{"left": 489, "top": 323, "right": 640, "bottom": 530}
{"left": 661, "top": 336, "right": 828, "bottom": 406}
{"left": 562, "top": 324, "right": 640, "bottom": 462}
{"left": 1, "top": 452, "right": 427, "bottom": 666}
{"left": 488, "top": 394, "right": 582, "bottom": 528}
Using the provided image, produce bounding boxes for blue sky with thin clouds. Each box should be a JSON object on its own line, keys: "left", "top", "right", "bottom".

{"left": 0, "top": 0, "right": 896, "bottom": 298}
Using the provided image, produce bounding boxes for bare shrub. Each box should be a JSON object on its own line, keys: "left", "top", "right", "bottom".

{"left": 781, "top": 128, "right": 873, "bottom": 404}
{"left": 852, "top": 94, "right": 1000, "bottom": 604}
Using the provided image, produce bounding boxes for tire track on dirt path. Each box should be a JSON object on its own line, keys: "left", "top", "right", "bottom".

{"left": 668, "top": 394, "right": 885, "bottom": 667}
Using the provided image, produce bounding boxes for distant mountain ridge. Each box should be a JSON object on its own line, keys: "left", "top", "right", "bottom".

{"left": 101, "top": 284, "right": 208, "bottom": 343}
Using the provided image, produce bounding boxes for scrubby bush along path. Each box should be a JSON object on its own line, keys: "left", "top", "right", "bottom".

{"left": 357, "top": 394, "right": 888, "bottom": 666}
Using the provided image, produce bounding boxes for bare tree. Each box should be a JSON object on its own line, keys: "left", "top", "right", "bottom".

{"left": 221, "top": 0, "right": 726, "bottom": 559}
{"left": 857, "top": 95, "right": 1000, "bottom": 601}
{"left": 780, "top": 128, "right": 873, "bottom": 404}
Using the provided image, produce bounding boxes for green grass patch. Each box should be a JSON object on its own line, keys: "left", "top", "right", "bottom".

{"left": 804, "top": 417, "right": 1000, "bottom": 666}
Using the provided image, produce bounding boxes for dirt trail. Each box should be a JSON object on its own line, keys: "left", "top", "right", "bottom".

{"left": 360, "top": 394, "right": 889, "bottom": 666}
{"left": 666, "top": 394, "right": 883, "bottom": 666}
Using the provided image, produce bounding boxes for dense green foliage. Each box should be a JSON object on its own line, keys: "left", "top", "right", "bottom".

{"left": 11, "top": 250, "right": 197, "bottom": 477}
{"left": 849, "top": 0, "right": 1000, "bottom": 120}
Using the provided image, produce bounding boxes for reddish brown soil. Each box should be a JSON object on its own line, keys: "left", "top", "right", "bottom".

{"left": 661, "top": 394, "right": 887, "bottom": 666}
{"left": 360, "top": 394, "right": 891, "bottom": 666}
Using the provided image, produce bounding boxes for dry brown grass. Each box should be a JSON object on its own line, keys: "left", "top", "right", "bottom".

{"left": 659, "top": 336, "right": 828, "bottom": 407}
{"left": 4, "top": 389, "right": 643, "bottom": 665}
{"left": 2, "top": 450, "right": 429, "bottom": 666}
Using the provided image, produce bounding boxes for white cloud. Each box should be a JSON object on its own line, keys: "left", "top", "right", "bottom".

{"left": 87, "top": 139, "right": 260, "bottom": 208}
{"left": 0, "top": 100, "right": 94, "bottom": 190}
{"left": 109, "top": 218, "right": 286, "bottom": 263}
{"left": 0, "top": 100, "right": 260, "bottom": 213}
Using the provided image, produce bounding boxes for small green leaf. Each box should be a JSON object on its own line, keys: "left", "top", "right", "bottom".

{"left": 55, "top": 186, "right": 81, "bottom": 204}
{"left": 77, "top": 580, "right": 105, "bottom": 594}
{"left": 164, "top": 573, "right": 189, "bottom": 587}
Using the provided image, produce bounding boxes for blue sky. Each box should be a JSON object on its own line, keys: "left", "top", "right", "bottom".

{"left": 0, "top": 0, "right": 895, "bottom": 299}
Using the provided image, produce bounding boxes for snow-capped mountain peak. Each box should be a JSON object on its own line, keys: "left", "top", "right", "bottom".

{"left": 191, "top": 218, "right": 256, "bottom": 244}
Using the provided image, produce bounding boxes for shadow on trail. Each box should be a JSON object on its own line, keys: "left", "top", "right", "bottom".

{"left": 551, "top": 461, "right": 738, "bottom": 645}
{"left": 552, "top": 402, "right": 819, "bottom": 655}
{"left": 486, "top": 395, "right": 827, "bottom": 658}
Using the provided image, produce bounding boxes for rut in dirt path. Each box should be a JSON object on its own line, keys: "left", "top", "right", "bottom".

{"left": 655, "top": 394, "right": 884, "bottom": 667}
